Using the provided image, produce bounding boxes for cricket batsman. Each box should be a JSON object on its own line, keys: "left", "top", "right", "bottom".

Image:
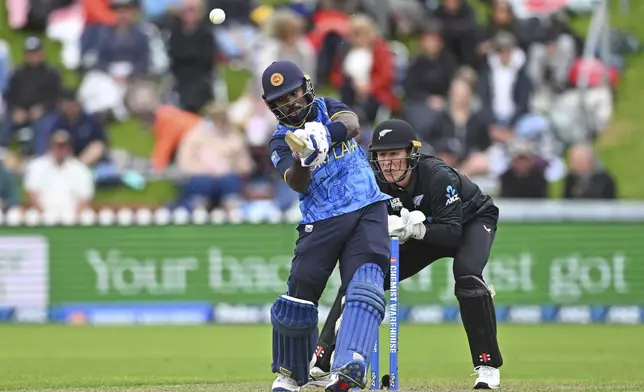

{"left": 312, "top": 119, "right": 503, "bottom": 389}
{"left": 263, "top": 60, "right": 391, "bottom": 392}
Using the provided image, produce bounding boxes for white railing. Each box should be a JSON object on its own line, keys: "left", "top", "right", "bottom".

{"left": 1, "top": 200, "right": 644, "bottom": 226}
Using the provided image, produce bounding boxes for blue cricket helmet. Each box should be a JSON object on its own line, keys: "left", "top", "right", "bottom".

{"left": 262, "top": 60, "right": 305, "bottom": 101}
{"left": 261, "top": 60, "right": 315, "bottom": 127}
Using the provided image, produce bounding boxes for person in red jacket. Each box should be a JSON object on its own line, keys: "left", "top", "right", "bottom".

{"left": 329, "top": 14, "right": 399, "bottom": 125}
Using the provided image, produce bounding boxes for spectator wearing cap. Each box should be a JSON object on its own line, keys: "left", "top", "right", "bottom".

{"left": 477, "top": 31, "right": 531, "bottom": 144}
{"left": 37, "top": 89, "right": 120, "bottom": 185}
{"left": 499, "top": 139, "right": 548, "bottom": 199}
{"left": 167, "top": 0, "right": 218, "bottom": 113}
{"left": 3, "top": 36, "right": 61, "bottom": 156}
{"left": 403, "top": 22, "right": 457, "bottom": 138}
{"left": 24, "top": 130, "right": 95, "bottom": 220}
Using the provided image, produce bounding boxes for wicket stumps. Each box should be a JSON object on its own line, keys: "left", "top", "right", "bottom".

{"left": 370, "top": 236, "right": 399, "bottom": 390}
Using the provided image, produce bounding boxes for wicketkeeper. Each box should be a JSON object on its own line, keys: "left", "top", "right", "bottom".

{"left": 311, "top": 119, "right": 504, "bottom": 390}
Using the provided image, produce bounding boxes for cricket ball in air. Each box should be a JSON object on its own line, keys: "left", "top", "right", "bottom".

{"left": 209, "top": 8, "right": 226, "bottom": 24}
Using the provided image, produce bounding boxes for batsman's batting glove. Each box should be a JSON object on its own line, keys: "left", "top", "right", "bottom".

{"left": 292, "top": 127, "right": 329, "bottom": 167}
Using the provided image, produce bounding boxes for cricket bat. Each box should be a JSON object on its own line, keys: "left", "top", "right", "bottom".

{"left": 285, "top": 131, "right": 307, "bottom": 154}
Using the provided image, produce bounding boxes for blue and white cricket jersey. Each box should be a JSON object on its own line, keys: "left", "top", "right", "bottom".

{"left": 268, "top": 97, "right": 390, "bottom": 224}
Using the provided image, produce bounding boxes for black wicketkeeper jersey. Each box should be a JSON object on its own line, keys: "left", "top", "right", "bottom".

{"left": 379, "top": 155, "right": 498, "bottom": 247}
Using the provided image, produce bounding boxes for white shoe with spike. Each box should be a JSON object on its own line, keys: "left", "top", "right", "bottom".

{"left": 473, "top": 366, "right": 500, "bottom": 389}
{"left": 272, "top": 374, "right": 300, "bottom": 392}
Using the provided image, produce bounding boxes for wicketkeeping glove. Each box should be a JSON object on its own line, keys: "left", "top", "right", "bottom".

{"left": 388, "top": 208, "right": 427, "bottom": 243}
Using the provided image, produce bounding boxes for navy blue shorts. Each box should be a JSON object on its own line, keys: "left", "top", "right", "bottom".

{"left": 286, "top": 201, "right": 390, "bottom": 304}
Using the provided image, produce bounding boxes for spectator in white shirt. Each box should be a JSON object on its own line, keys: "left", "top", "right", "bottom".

{"left": 24, "top": 130, "right": 94, "bottom": 220}
{"left": 477, "top": 32, "right": 531, "bottom": 143}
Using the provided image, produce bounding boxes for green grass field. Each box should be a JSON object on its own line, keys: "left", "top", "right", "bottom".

{"left": 1, "top": 325, "right": 643, "bottom": 391}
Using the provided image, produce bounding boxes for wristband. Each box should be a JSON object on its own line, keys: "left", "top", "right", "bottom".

{"left": 326, "top": 122, "right": 348, "bottom": 143}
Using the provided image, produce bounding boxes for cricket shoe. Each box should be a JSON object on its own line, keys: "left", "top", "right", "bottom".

{"left": 473, "top": 366, "right": 500, "bottom": 389}
{"left": 307, "top": 366, "right": 332, "bottom": 387}
{"left": 324, "top": 354, "right": 367, "bottom": 392}
{"left": 272, "top": 374, "right": 300, "bottom": 392}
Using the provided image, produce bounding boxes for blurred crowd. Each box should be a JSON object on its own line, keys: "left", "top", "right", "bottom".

{"left": 0, "top": 0, "right": 634, "bottom": 220}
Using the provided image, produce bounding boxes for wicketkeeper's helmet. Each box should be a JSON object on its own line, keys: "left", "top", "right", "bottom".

{"left": 368, "top": 119, "right": 422, "bottom": 184}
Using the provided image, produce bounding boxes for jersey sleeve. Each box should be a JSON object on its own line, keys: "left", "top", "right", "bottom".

{"left": 268, "top": 136, "right": 294, "bottom": 182}
{"left": 422, "top": 165, "right": 464, "bottom": 247}
{"left": 324, "top": 97, "right": 357, "bottom": 121}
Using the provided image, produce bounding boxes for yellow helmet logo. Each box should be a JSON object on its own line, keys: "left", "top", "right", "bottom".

{"left": 271, "top": 73, "right": 284, "bottom": 87}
